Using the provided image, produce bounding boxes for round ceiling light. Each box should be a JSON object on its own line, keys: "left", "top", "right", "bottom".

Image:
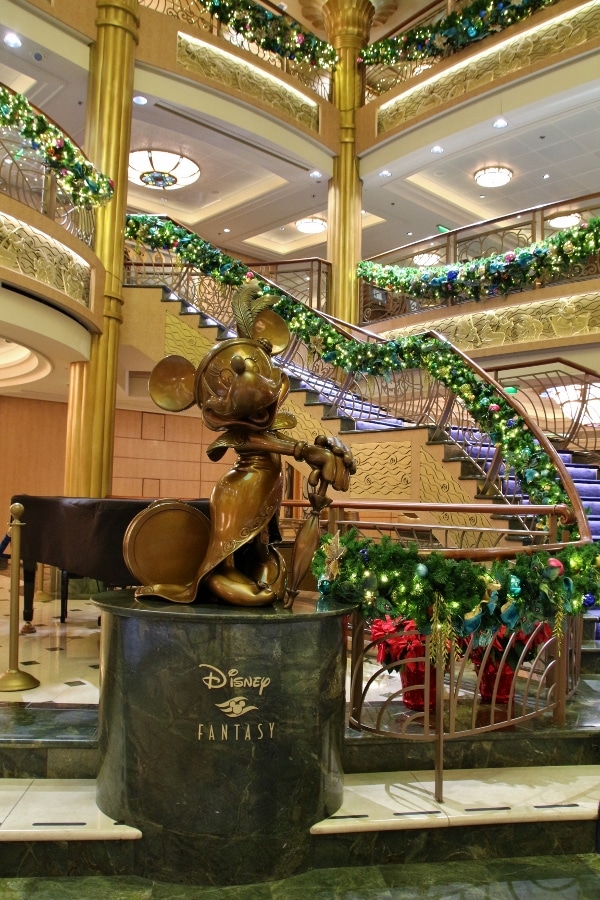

{"left": 295, "top": 217, "right": 327, "bottom": 235}
{"left": 128, "top": 149, "right": 200, "bottom": 190}
{"left": 548, "top": 213, "right": 582, "bottom": 229}
{"left": 413, "top": 252, "right": 441, "bottom": 267}
{"left": 474, "top": 166, "right": 513, "bottom": 188}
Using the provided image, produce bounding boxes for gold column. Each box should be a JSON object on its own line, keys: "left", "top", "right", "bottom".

{"left": 322, "top": 0, "right": 374, "bottom": 325}
{"left": 65, "top": 0, "right": 139, "bottom": 497}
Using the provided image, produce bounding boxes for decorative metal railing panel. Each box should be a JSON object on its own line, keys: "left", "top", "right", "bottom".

{"left": 0, "top": 132, "right": 96, "bottom": 247}
{"left": 349, "top": 613, "right": 579, "bottom": 803}
{"left": 489, "top": 358, "right": 600, "bottom": 456}
{"left": 248, "top": 258, "right": 330, "bottom": 311}
{"left": 0, "top": 212, "right": 91, "bottom": 307}
{"left": 124, "top": 247, "right": 236, "bottom": 325}
{"left": 139, "top": 0, "right": 332, "bottom": 100}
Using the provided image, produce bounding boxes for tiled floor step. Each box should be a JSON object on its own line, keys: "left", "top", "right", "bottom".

{"left": 311, "top": 765, "right": 600, "bottom": 835}
{"left": 0, "top": 779, "right": 140, "bottom": 842}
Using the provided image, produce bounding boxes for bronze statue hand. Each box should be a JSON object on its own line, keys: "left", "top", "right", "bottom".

{"left": 302, "top": 435, "right": 355, "bottom": 494}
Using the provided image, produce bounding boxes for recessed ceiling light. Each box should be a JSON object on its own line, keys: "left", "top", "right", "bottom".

{"left": 543, "top": 173, "right": 550, "bottom": 179}
{"left": 379, "top": 169, "right": 392, "bottom": 178}
{"left": 480, "top": 194, "right": 486, "bottom": 198}
{"left": 431, "top": 145, "right": 444, "bottom": 154}
{"left": 493, "top": 116, "right": 508, "bottom": 128}
{"left": 223, "top": 228, "right": 231, "bottom": 233}
{"left": 474, "top": 166, "right": 513, "bottom": 187}
{"left": 407, "top": 231, "right": 413, "bottom": 236}
{"left": 133, "top": 95, "right": 148, "bottom": 106}
{"left": 295, "top": 217, "right": 327, "bottom": 234}
{"left": 309, "top": 170, "right": 322, "bottom": 179}
{"left": 548, "top": 213, "right": 582, "bottom": 229}
{"left": 4, "top": 32, "right": 22, "bottom": 49}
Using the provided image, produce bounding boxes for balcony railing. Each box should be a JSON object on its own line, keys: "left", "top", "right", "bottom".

{"left": 360, "top": 193, "right": 600, "bottom": 326}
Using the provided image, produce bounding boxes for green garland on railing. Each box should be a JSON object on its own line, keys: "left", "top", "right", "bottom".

{"left": 194, "top": 0, "right": 337, "bottom": 68}
{"left": 124, "top": 214, "right": 573, "bottom": 513}
{"left": 0, "top": 86, "right": 114, "bottom": 208}
{"left": 273, "top": 295, "right": 570, "bottom": 511}
{"left": 357, "top": 216, "right": 600, "bottom": 303}
{"left": 124, "top": 214, "right": 256, "bottom": 285}
{"left": 311, "top": 530, "right": 596, "bottom": 643}
{"left": 360, "top": 0, "right": 560, "bottom": 66}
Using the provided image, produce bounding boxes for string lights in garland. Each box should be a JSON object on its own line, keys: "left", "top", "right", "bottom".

{"left": 124, "top": 215, "right": 573, "bottom": 515}
{"left": 0, "top": 86, "right": 114, "bottom": 208}
{"left": 194, "top": 0, "right": 337, "bottom": 69}
{"left": 357, "top": 216, "right": 600, "bottom": 305}
{"left": 124, "top": 214, "right": 261, "bottom": 286}
{"left": 360, "top": 0, "right": 559, "bottom": 67}
{"left": 272, "top": 296, "right": 571, "bottom": 512}
{"left": 312, "top": 530, "right": 595, "bottom": 650}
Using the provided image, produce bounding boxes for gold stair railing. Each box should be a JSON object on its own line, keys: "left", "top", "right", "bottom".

{"left": 122, "top": 226, "right": 592, "bottom": 549}
{"left": 489, "top": 357, "right": 600, "bottom": 456}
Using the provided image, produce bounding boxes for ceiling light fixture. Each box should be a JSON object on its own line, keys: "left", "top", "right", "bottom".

{"left": 493, "top": 116, "right": 508, "bottom": 128}
{"left": 413, "top": 252, "right": 441, "bottom": 267}
{"left": 4, "top": 32, "right": 22, "bottom": 49}
{"left": 431, "top": 145, "right": 444, "bottom": 154}
{"left": 295, "top": 217, "right": 327, "bottom": 234}
{"left": 379, "top": 169, "right": 392, "bottom": 178}
{"left": 128, "top": 149, "right": 200, "bottom": 190}
{"left": 309, "top": 170, "right": 323, "bottom": 179}
{"left": 474, "top": 166, "right": 513, "bottom": 188}
{"left": 133, "top": 95, "right": 148, "bottom": 106}
{"left": 548, "top": 213, "right": 582, "bottom": 229}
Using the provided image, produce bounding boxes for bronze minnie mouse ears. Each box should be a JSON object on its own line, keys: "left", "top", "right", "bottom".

{"left": 148, "top": 354, "right": 196, "bottom": 412}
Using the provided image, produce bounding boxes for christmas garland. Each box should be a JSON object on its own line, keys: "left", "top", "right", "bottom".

{"left": 192, "top": 0, "right": 337, "bottom": 68}
{"left": 312, "top": 530, "right": 598, "bottom": 647}
{"left": 357, "top": 216, "right": 600, "bottom": 304}
{"left": 124, "top": 214, "right": 254, "bottom": 285}
{"left": 124, "top": 214, "right": 574, "bottom": 514}
{"left": 0, "top": 86, "right": 114, "bottom": 208}
{"left": 361, "top": 0, "right": 560, "bottom": 67}
{"left": 273, "top": 295, "right": 571, "bottom": 511}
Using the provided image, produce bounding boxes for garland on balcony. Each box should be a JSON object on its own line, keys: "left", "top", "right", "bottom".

{"left": 273, "top": 295, "right": 570, "bottom": 511}
{"left": 0, "top": 86, "right": 114, "bottom": 208}
{"left": 357, "top": 216, "right": 600, "bottom": 304}
{"left": 360, "top": 0, "right": 560, "bottom": 66}
{"left": 312, "top": 531, "right": 598, "bottom": 647}
{"left": 194, "top": 0, "right": 337, "bottom": 68}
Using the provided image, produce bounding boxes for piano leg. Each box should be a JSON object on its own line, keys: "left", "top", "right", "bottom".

{"left": 21, "top": 562, "right": 37, "bottom": 634}
{"left": 60, "top": 570, "right": 69, "bottom": 623}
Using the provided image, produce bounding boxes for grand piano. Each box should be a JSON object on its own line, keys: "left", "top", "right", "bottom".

{"left": 11, "top": 495, "right": 210, "bottom": 625}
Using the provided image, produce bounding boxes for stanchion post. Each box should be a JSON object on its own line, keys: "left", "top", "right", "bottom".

{"left": 0, "top": 503, "right": 40, "bottom": 691}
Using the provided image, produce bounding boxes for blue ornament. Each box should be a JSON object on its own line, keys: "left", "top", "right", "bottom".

{"left": 467, "top": 26, "right": 477, "bottom": 37}
{"left": 416, "top": 563, "right": 429, "bottom": 577}
{"left": 583, "top": 593, "right": 596, "bottom": 608}
{"left": 359, "top": 548, "right": 369, "bottom": 562}
{"left": 509, "top": 574, "right": 521, "bottom": 596}
{"left": 317, "top": 576, "right": 331, "bottom": 595}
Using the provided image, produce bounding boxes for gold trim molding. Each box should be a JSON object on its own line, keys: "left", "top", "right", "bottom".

{"left": 378, "top": 0, "right": 600, "bottom": 135}
{"left": 177, "top": 33, "right": 319, "bottom": 131}
{"left": 0, "top": 213, "right": 91, "bottom": 307}
{"left": 382, "top": 290, "right": 600, "bottom": 352}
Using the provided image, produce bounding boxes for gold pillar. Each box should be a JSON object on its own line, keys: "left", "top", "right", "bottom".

{"left": 323, "top": 0, "right": 374, "bottom": 325}
{"left": 65, "top": 0, "right": 139, "bottom": 497}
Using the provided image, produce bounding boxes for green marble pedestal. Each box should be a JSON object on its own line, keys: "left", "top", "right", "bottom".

{"left": 93, "top": 591, "right": 354, "bottom": 886}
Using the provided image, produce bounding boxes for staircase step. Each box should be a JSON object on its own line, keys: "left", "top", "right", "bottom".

{"left": 581, "top": 640, "right": 600, "bottom": 674}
